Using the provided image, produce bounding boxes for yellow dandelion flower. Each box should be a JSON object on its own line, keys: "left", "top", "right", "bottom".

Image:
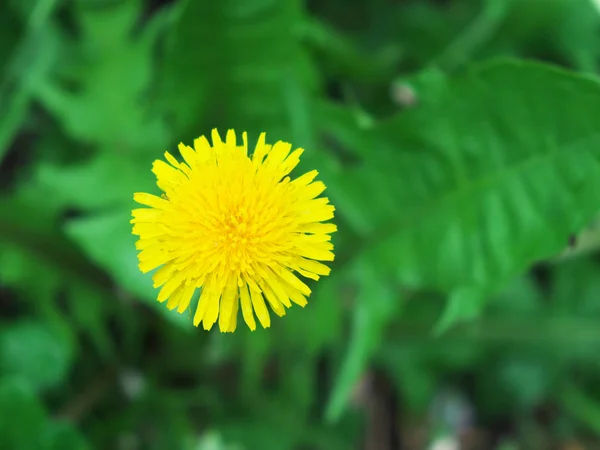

{"left": 131, "top": 129, "right": 337, "bottom": 332}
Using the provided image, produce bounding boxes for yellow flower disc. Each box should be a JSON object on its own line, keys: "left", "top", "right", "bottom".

{"left": 131, "top": 129, "right": 336, "bottom": 332}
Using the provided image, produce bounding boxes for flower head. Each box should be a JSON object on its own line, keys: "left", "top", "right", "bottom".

{"left": 131, "top": 129, "right": 336, "bottom": 332}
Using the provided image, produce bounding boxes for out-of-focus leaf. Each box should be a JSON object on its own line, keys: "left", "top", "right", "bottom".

{"left": 487, "top": 274, "right": 542, "bottom": 315}
{"left": 432, "top": 0, "right": 510, "bottom": 72}
{"left": 0, "top": 3, "right": 21, "bottom": 72}
{"left": 0, "top": 377, "right": 47, "bottom": 450}
{"left": 341, "top": 60, "right": 600, "bottom": 330}
{"left": 0, "top": 192, "right": 116, "bottom": 358}
{"left": 34, "top": 0, "right": 168, "bottom": 152}
{"left": 301, "top": 18, "right": 401, "bottom": 84}
{"left": 394, "top": 0, "right": 483, "bottom": 66}
{"left": 0, "top": 377, "right": 89, "bottom": 449}
{"left": 0, "top": 195, "right": 112, "bottom": 296}
{"left": 161, "top": 0, "right": 317, "bottom": 143}
{"left": 39, "top": 420, "right": 90, "bottom": 450}
{"left": 66, "top": 208, "right": 190, "bottom": 329}
{"left": 556, "top": 0, "right": 600, "bottom": 72}
{"left": 325, "top": 260, "right": 400, "bottom": 423}
{"left": 312, "top": 100, "right": 377, "bottom": 236}
{"left": 0, "top": 320, "right": 74, "bottom": 391}
{"left": 435, "top": 285, "right": 494, "bottom": 334}
{"left": 35, "top": 152, "right": 154, "bottom": 211}
{"left": 551, "top": 258, "right": 600, "bottom": 316}
{"left": 558, "top": 382, "right": 600, "bottom": 435}
{"left": 66, "top": 284, "right": 113, "bottom": 358}
{"left": 498, "top": 356, "right": 550, "bottom": 410}
{"left": 0, "top": 0, "right": 59, "bottom": 161}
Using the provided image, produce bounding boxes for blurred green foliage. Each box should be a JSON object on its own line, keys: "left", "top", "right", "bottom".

{"left": 4, "top": 0, "right": 600, "bottom": 448}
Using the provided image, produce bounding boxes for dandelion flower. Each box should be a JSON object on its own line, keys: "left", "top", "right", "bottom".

{"left": 131, "top": 129, "right": 336, "bottom": 332}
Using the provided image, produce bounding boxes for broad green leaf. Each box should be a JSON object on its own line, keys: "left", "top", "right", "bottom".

{"left": 161, "top": 0, "right": 317, "bottom": 142}
{"left": 66, "top": 208, "right": 190, "bottom": 329}
{"left": 342, "top": 60, "right": 600, "bottom": 329}
{"left": 0, "top": 320, "right": 74, "bottom": 391}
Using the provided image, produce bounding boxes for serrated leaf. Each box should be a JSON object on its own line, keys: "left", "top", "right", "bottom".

{"left": 343, "top": 60, "right": 600, "bottom": 330}
{"left": 34, "top": 0, "right": 168, "bottom": 152}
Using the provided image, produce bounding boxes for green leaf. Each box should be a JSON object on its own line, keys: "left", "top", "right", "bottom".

{"left": 66, "top": 208, "right": 190, "bottom": 329}
{"left": 0, "top": 320, "right": 74, "bottom": 391}
{"left": 344, "top": 60, "right": 600, "bottom": 329}
{"left": 161, "top": 0, "right": 317, "bottom": 142}
{"left": 325, "top": 260, "right": 400, "bottom": 423}
{"left": 551, "top": 257, "right": 600, "bottom": 316}
{"left": 434, "top": 285, "right": 488, "bottom": 335}
{"left": 66, "top": 284, "right": 114, "bottom": 359}
{"left": 39, "top": 420, "right": 90, "bottom": 450}
{"left": 0, "top": 193, "right": 116, "bottom": 358}
{"left": 0, "top": 195, "right": 112, "bottom": 300}
{"left": 0, "top": 0, "right": 59, "bottom": 161}
{"left": 312, "top": 100, "right": 380, "bottom": 236}
{"left": 558, "top": 382, "right": 600, "bottom": 435}
{"left": 487, "top": 274, "right": 542, "bottom": 315}
{"left": 34, "top": 0, "right": 168, "bottom": 152}
{"left": 35, "top": 152, "right": 155, "bottom": 211}
{"left": 0, "top": 377, "right": 47, "bottom": 450}
{"left": 301, "top": 17, "right": 400, "bottom": 84}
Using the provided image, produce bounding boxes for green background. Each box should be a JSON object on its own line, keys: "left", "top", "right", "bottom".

{"left": 3, "top": 0, "right": 600, "bottom": 448}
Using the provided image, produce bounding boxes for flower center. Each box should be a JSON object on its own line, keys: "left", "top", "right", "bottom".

{"left": 215, "top": 208, "right": 259, "bottom": 271}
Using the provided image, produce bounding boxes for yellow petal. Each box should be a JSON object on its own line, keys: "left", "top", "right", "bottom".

{"left": 157, "top": 272, "right": 187, "bottom": 302}
{"left": 239, "top": 282, "right": 257, "bottom": 331}
{"left": 193, "top": 285, "right": 212, "bottom": 326}
{"left": 176, "top": 282, "right": 196, "bottom": 313}
{"left": 227, "top": 294, "right": 239, "bottom": 332}
{"left": 252, "top": 132, "right": 269, "bottom": 164}
{"left": 218, "top": 278, "right": 237, "bottom": 332}
{"left": 202, "top": 288, "right": 222, "bottom": 330}
{"left": 261, "top": 281, "right": 286, "bottom": 317}
{"left": 250, "top": 288, "right": 270, "bottom": 328}
{"left": 133, "top": 193, "right": 168, "bottom": 209}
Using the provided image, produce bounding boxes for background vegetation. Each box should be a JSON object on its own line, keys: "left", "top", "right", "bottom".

{"left": 3, "top": 0, "right": 600, "bottom": 448}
